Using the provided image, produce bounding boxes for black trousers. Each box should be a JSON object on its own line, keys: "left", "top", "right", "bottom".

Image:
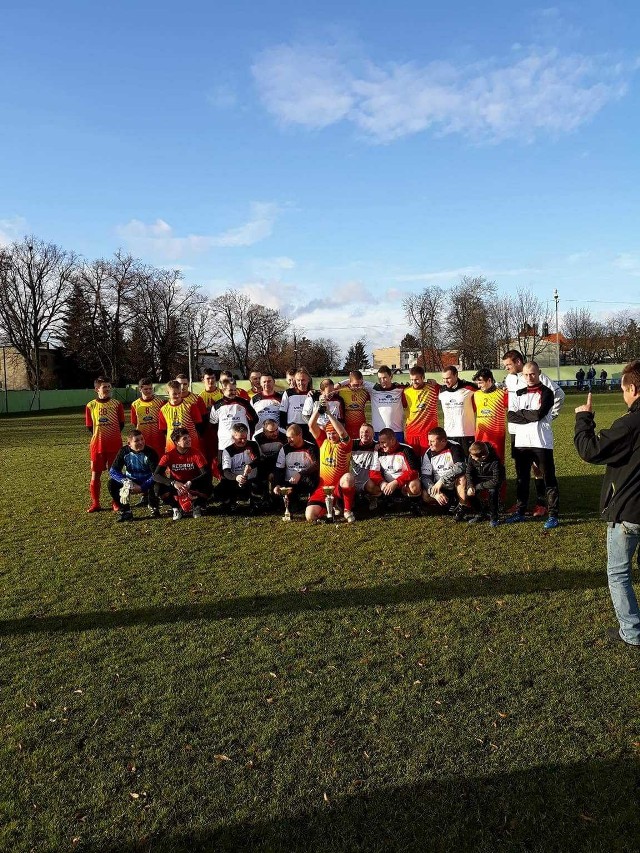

{"left": 514, "top": 448, "right": 559, "bottom": 516}
{"left": 108, "top": 478, "right": 159, "bottom": 510}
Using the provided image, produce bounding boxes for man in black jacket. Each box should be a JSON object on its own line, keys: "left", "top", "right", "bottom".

{"left": 574, "top": 360, "right": 640, "bottom": 649}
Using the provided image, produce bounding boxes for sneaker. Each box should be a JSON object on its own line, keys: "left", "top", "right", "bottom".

{"left": 111, "top": 501, "right": 120, "bottom": 513}
{"left": 172, "top": 508, "right": 183, "bottom": 521}
{"left": 86, "top": 503, "right": 101, "bottom": 513}
{"left": 452, "top": 505, "right": 468, "bottom": 523}
{"left": 506, "top": 503, "right": 519, "bottom": 514}
{"left": 367, "top": 496, "right": 378, "bottom": 512}
{"left": 332, "top": 507, "right": 342, "bottom": 518}
{"left": 504, "top": 512, "right": 526, "bottom": 524}
{"left": 192, "top": 506, "right": 203, "bottom": 519}
{"left": 344, "top": 510, "right": 356, "bottom": 523}
{"left": 149, "top": 507, "right": 161, "bottom": 519}
{"left": 467, "top": 514, "right": 484, "bottom": 524}
{"left": 606, "top": 627, "right": 640, "bottom": 649}
{"left": 117, "top": 510, "right": 133, "bottom": 523}
{"left": 532, "top": 504, "right": 547, "bottom": 518}
{"left": 489, "top": 519, "right": 499, "bottom": 528}
{"left": 543, "top": 516, "right": 559, "bottom": 530}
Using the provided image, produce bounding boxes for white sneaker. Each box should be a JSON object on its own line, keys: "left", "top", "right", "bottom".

{"left": 192, "top": 506, "right": 203, "bottom": 518}
{"left": 172, "top": 508, "right": 183, "bottom": 521}
{"left": 344, "top": 510, "right": 356, "bottom": 523}
{"left": 332, "top": 507, "right": 342, "bottom": 518}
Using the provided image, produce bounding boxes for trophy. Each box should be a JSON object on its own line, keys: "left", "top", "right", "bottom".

{"left": 323, "top": 485, "right": 335, "bottom": 523}
{"left": 280, "top": 486, "right": 293, "bottom": 521}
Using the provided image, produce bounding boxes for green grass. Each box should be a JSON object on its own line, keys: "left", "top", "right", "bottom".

{"left": 1, "top": 398, "right": 639, "bottom": 852}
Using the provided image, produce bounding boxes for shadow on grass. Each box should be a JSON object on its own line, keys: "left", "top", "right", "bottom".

{"left": 1, "top": 568, "right": 608, "bottom": 637}
{"left": 104, "top": 756, "right": 640, "bottom": 852}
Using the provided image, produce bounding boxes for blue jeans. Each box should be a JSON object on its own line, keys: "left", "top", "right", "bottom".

{"left": 606, "top": 522, "right": 640, "bottom": 645}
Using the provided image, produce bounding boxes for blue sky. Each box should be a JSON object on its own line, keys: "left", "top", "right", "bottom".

{"left": 1, "top": 1, "right": 639, "bottom": 355}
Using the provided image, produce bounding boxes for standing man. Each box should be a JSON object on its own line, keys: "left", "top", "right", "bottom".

{"left": 248, "top": 368, "right": 262, "bottom": 398}
{"left": 505, "top": 361, "right": 560, "bottom": 529}
{"left": 335, "top": 366, "right": 406, "bottom": 441}
{"left": 574, "top": 361, "right": 640, "bottom": 648}
{"left": 503, "top": 349, "right": 565, "bottom": 517}
{"left": 85, "top": 377, "right": 125, "bottom": 513}
{"left": 337, "top": 370, "right": 370, "bottom": 440}
{"left": 130, "top": 377, "right": 165, "bottom": 458}
{"left": 251, "top": 373, "right": 282, "bottom": 430}
{"left": 402, "top": 365, "right": 440, "bottom": 458}
{"left": 439, "top": 366, "right": 476, "bottom": 456}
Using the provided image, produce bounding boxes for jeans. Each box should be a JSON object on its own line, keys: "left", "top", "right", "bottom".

{"left": 606, "top": 522, "right": 640, "bottom": 645}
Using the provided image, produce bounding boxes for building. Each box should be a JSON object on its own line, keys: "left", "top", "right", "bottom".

{"left": 372, "top": 346, "right": 420, "bottom": 372}
{"left": 0, "top": 343, "right": 62, "bottom": 390}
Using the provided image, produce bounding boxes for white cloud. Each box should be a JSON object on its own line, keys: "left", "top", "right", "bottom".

{"left": 116, "top": 202, "right": 281, "bottom": 260}
{"left": 396, "top": 265, "right": 541, "bottom": 283}
{"left": 290, "top": 280, "right": 379, "bottom": 318}
{"left": 250, "top": 255, "right": 296, "bottom": 278}
{"left": 252, "top": 41, "right": 636, "bottom": 143}
{"left": 614, "top": 253, "right": 640, "bottom": 276}
{"left": 0, "top": 215, "right": 28, "bottom": 247}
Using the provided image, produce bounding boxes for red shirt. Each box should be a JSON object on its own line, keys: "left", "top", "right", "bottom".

{"left": 158, "top": 448, "right": 207, "bottom": 483}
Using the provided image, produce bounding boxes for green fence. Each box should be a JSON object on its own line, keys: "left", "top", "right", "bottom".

{"left": 0, "top": 387, "right": 139, "bottom": 415}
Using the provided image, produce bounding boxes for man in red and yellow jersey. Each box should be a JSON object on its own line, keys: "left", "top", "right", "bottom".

{"left": 472, "top": 368, "right": 508, "bottom": 464}
{"left": 402, "top": 365, "right": 440, "bottom": 458}
{"left": 473, "top": 368, "right": 508, "bottom": 501}
{"left": 158, "top": 380, "right": 205, "bottom": 453}
{"left": 176, "top": 372, "right": 207, "bottom": 415}
{"left": 130, "top": 377, "right": 165, "bottom": 457}
{"left": 306, "top": 401, "right": 356, "bottom": 523}
{"left": 198, "top": 368, "right": 223, "bottom": 475}
{"left": 85, "top": 377, "right": 125, "bottom": 512}
{"left": 337, "top": 370, "right": 371, "bottom": 439}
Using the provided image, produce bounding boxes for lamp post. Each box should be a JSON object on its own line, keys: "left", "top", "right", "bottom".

{"left": 553, "top": 289, "right": 560, "bottom": 382}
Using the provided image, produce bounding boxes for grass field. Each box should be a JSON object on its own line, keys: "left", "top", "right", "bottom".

{"left": 1, "top": 397, "right": 639, "bottom": 852}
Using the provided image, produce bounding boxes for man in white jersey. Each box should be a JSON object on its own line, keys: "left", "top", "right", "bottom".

{"left": 251, "top": 373, "right": 282, "bottom": 429}
{"left": 439, "top": 366, "right": 476, "bottom": 456}
{"left": 502, "top": 349, "right": 565, "bottom": 516}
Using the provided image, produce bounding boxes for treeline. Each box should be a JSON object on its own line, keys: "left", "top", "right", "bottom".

{"left": 403, "top": 276, "right": 640, "bottom": 369}
{"left": 0, "top": 237, "right": 343, "bottom": 389}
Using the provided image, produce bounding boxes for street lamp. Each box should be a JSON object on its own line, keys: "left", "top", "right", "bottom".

{"left": 553, "top": 289, "right": 560, "bottom": 382}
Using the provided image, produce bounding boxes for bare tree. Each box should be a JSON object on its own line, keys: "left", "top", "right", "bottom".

{"left": 210, "top": 290, "right": 264, "bottom": 376}
{"left": 134, "top": 267, "right": 200, "bottom": 380}
{"left": 249, "top": 306, "right": 290, "bottom": 373}
{"left": 0, "top": 236, "right": 77, "bottom": 394}
{"left": 562, "top": 307, "right": 605, "bottom": 364}
{"left": 489, "top": 294, "right": 513, "bottom": 361}
{"left": 446, "top": 276, "right": 496, "bottom": 369}
{"left": 71, "top": 251, "right": 140, "bottom": 384}
{"left": 509, "top": 287, "right": 551, "bottom": 362}
{"left": 402, "top": 285, "right": 446, "bottom": 370}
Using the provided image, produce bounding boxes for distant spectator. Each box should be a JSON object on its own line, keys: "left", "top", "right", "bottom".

{"left": 575, "top": 367, "right": 585, "bottom": 391}
{"left": 600, "top": 368, "right": 608, "bottom": 389}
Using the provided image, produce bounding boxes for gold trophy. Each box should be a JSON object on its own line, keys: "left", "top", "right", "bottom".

{"left": 323, "top": 485, "right": 335, "bottom": 523}
{"left": 280, "top": 486, "right": 293, "bottom": 521}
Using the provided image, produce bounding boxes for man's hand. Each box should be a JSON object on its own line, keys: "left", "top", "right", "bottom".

{"left": 466, "top": 486, "right": 475, "bottom": 497}
{"left": 381, "top": 480, "right": 398, "bottom": 496}
{"left": 175, "top": 481, "right": 189, "bottom": 495}
{"left": 575, "top": 392, "right": 593, "bottom": 414}
{"left": 236, "top": 474, "right": 247, "bottom": 486}
{"left": 289, "top": 472, "right": 301, "bottom": 485}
